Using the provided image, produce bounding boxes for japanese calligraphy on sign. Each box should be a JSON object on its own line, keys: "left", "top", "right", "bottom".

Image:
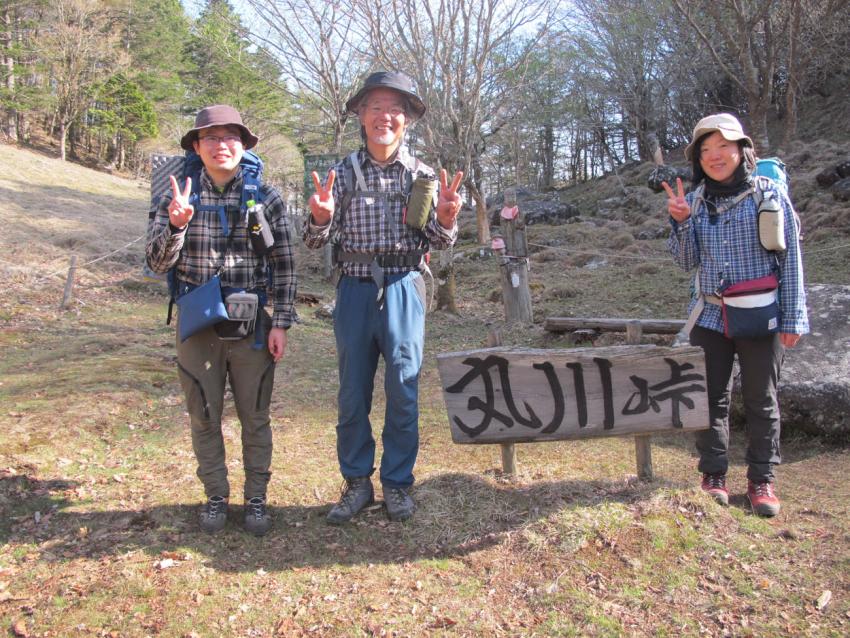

{"left": 437, "top": 345, "right": 709, "bottom": 444}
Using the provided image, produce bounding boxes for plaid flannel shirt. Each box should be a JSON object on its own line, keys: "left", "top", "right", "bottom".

{"left": 302, "top": 146, "right": 457, "bottom": 277}
{"left": 667, "top": 184, "right": 809, "bottom": 335}
{"left": 146, "top": 168, "right": 297, "bottom": 330}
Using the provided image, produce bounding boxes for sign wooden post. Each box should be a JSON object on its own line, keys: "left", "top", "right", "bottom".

{"left": 627, "top": 321, "right": 653, "bottom": 479}
{"left": 487, "top": 327, "right": 516, "bottom": 475}
{"left": 437, "top": 345, "right": 708, "bottom": 453}
{"left": 498, "top": 188, "right": 532, "bottom": 324}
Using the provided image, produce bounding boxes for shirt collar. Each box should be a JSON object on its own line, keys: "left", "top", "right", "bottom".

{"left": 200, "top": 166, "right": 244, "bottom": 193}
{"left": 360, "top": 145, "right": 417, "bottom": 171}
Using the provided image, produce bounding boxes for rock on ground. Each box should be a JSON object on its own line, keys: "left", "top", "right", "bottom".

{"left": 732, "top": 284, "right": 850, "bottom": 440}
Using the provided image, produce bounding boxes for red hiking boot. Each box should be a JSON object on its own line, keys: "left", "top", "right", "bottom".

{"left": 748, "top": 480, "right": 781, "bottom": 517}
{"left": 701, "top": 473, "right": 729, "bottom": 505}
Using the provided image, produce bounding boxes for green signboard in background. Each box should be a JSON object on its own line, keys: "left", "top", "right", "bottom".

{"left": 303, "top": 154, "right": 339, "bottom": 203}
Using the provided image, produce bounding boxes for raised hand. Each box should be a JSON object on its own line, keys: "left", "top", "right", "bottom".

{"left": 308, "top": 169, "right": 336, "bottom": 225}
{"left": 436, "top": 169, "right": 464, "bottom": 229}
{"left": 662, "top": 177, "right": 690, "bottom": 222}
{"left": 168, "top": 175, "right": 194, "bottom": 229}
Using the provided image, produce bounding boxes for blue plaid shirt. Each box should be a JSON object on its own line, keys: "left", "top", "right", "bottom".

{"left": 668, "top": 184, "right": 809, "bottom": 335}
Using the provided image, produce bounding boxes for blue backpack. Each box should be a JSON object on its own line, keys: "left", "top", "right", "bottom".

{"left": 753, "top": 157, "right": 789, "bottom": 198}
{"left": 751, "top": 156, "right": 802, "bottom": 246}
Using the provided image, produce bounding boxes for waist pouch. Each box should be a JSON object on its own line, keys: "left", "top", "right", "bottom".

{"left": 215, "top": 291, "right": 259, "bottom": 340}
{"left": 176, "top": 275, "right": 228, "bottom": 342}
{"left": 719, "top": 273, "right": 780, "bottom": 339}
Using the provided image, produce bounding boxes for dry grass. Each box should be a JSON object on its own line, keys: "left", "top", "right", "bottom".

{"left": 1, "top": 143, "right": 849, "bottom": 637}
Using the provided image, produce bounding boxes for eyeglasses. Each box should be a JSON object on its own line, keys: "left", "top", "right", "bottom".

{"left": 366, "top": 104, "right": 405, "bottom": 117}
{"left": 198, "top": 134, "right": 243, "bottom": 147}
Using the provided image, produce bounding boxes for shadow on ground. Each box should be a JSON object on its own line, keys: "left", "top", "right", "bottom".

{"left": 1, "top": 471, "right": 691, "bottom": 573}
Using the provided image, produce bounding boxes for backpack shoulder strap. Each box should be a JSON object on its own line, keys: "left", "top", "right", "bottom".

{"left": 751, "top": 175, "right": 775, "bottom": 210}
{"left": 240, "top": 150, "right": 264, "bottom": 208}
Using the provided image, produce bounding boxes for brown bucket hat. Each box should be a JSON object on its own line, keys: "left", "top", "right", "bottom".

{"left": 684, "top": 113, "right": 753, "bottom": 161}
{"left": 180, "top": 104, "right": 259, "bottom": 151}
{"left": 345, "top": 71, "right": 426, "bottom": 121}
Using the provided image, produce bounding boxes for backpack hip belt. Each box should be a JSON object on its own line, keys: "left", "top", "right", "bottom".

{"left": 336, "top": 251, "right": 425, "bottom": 268}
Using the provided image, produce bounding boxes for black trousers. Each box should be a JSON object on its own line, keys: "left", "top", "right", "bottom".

{"left": 690, "top": 326, "right": 784, "bottom": 482}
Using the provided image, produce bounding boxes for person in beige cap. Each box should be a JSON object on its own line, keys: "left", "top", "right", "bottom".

{"left": 147, "top": 105, "right": 297, "bottom": 536}
{"left": 663, "top": 112, "right": 808, "bottom": 517}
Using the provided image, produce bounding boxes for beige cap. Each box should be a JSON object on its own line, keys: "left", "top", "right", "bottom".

{"left": 684, "top": 113, "right": 753, "bottom": 161}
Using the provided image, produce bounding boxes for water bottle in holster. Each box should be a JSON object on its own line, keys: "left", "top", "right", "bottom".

{"left": 404, "top": 176, "right": 437, "bottom": 231}
{"left": 757, "top": 192, "right": 786, "bottom": 252}
{"left": 247, "top": 199, "right": 275, "bottom": 255}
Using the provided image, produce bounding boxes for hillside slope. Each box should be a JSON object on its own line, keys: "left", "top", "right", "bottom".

{"left": 0, "top": 144, "right": 150, "bottom": 323}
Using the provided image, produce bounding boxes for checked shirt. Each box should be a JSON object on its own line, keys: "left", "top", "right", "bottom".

{"left": 667, "top": 184, "right": 808, "bottom": 335}
{"left": 146, "top": 168, "right": 297, "bottom": 330}
{"left": 302, "top": 146, "right": 457, "bottom": 277}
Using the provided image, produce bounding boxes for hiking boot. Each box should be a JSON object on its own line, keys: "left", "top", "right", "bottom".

{"left": 384, "top": 487, "right": 415, "bottom": 522}
{"left": 199, "top": 495, "right": 228, "bottom": 533}
{"left": 701, "top": 473, "right": 729, "bottom": 506}
{"left": 244, "top": 496, "right": 271, "bottom": 536}
{"left": 326, "top": 477, "right": 374, "bottom": 524}
{"left": 748, "top": 480, "right": 781, "bottom": 517}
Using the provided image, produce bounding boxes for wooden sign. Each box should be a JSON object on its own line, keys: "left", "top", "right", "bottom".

{"left": 437, "top": 345, "right": 709, "bottom": 444}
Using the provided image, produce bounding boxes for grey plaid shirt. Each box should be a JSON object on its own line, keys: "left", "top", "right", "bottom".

{"left": 146, "top": 168, "right": 297, "bottom": 329}
{"left": 302, "top": 146, "right": 457, "bottom": 277}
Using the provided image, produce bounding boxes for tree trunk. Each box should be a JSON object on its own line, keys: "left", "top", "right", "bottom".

{"left": 59, "top": 120, "right": 67, "bottom": 161}
{"left": 2, "top": 9, "right": 15, "bottom": 140}
{"left": 541, "top": 123, "right": 554, "bottom": 190}
{"left": 435, "top": 249, "right": 457, "bottom": 314}
{"left": 782, "top": 0, "right": 802, "bottom": 150}
{"left": 466, "top": 181, "right": 491, "bottom": 245}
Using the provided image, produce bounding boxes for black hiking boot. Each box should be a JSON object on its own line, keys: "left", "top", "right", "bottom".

{"left": 199, "top": 495, "right": 228, "bottom": 533}
{"left": 244, "top": 496, "right": 271, "bottom": 536}
{"left": 384, "top": 487, "right": 415, "bottom": 522}
{"left": 326, "top": 477, "right": 374, "bottom": 524}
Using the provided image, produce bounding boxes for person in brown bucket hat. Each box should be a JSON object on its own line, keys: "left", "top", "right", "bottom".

{"left": 147, "top": 105, "right": 297, "bottom": 536}
{"left": 179, "top": 104, "right": 259, "bottom": 151}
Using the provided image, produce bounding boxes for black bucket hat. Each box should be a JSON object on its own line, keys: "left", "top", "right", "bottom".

{"left": 180, "top": 104, "right": 259, "bottom": 151}
{"left": 345, "top": 71, "right": 426, "bottom": 121}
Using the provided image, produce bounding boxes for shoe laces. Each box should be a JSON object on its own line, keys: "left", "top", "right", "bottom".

{"left": 247, "top": 497, "right": 266, "bottom": 519}
{"left": 207, "top": 496, "right": 225, "bottom": 517}
{"left": 751, "top": 482, "right": 775, "bottom": 498}
{"left": 386, "top": 487, "right": 408, "bottom": 507}
{"left": 704, "top": 474, "right": 726, "bottom": 490}
{"left": 338, "top": 479, "right": 367, "bottom": 508}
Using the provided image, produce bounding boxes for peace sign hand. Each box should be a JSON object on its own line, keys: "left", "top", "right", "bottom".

{"left": 661, "top": 177, "right": 690, "bottom": 222}
{"left": 168, "top": 175, "right": 194, "bottom": 229}
{"left": 436, "top": 169, "right": 464, "bottom": 229}
{"left": 309, "top": 170, "right": 336, "bottom": 226}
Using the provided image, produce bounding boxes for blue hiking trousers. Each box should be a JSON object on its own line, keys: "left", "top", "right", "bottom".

{"left": 333, "top": 271, "right": 426, "bottom": 489}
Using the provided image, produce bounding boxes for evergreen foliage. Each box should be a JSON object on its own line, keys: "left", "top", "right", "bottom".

{"left": 0, "top": 0, "right": 847, "bottom": 199}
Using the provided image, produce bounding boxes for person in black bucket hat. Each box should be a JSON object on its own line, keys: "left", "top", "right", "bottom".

{"left": 147, "top": 105, "right": 297, "bottom": 536}
{"left": 344, "top": 71, "right": 427, "bottom": 122}
{"left": 303, "top": 71, "right": 464, "bottom": 525}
